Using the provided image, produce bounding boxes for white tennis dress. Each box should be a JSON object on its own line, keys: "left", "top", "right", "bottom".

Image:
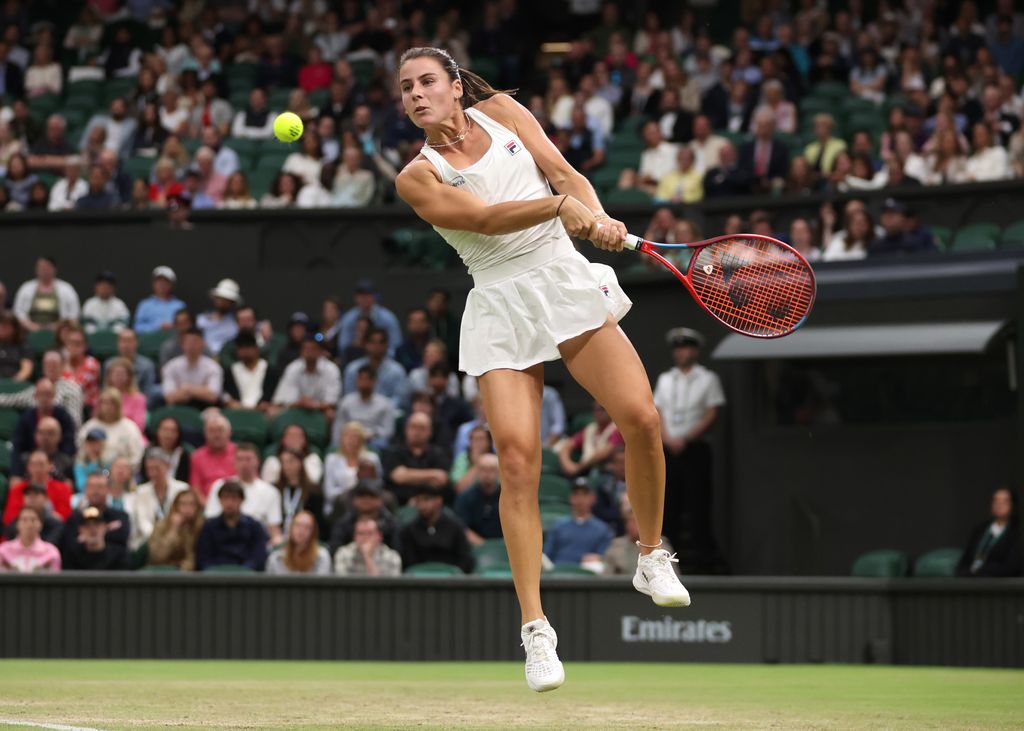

{"left": 419, "top": 106, "right": 632, "bottom": 377}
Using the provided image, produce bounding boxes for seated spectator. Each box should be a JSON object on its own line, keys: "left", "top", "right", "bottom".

{"left": 334, "top": 515, "right": 403, "bottom": 576}
{"left": 785, "top": 156, "right": 820, "bottom": 195}
{"left": 789, "top": 217, "right": 822, "bottom": 263}
{"left": 77, "top": 388, "right": 144, "bottom": 470}
{"left": 399, "top": 487, "right": 473, "bottom": 573}
{"left": 0, "top": 351, "right": 81, "bottom": 426}
{"left": 107, "top": 329, "right": 157, "bottom": 403}
{"left": 73, "top": 427, "right": 109, "bottom": 492}
{"left": 198, "top": 279, "right": 241, "bottom": 355}
{"left": 337, "top": 280, "right": 403, "bottom": 358}
{"left": 560, "top": 105, "right": 605, "bottom": 174}
{"left": 274, "top": 448, "right": 326, "bottom": 536}
{"left": 196, "top": 480, "right": 269, "bottom": 571}
{"left": 295, "top": 164, "right": 334, "bottom": 208}
{"left": 272, "top": 334, "right": 340, "bottom": 422}
{"left": 26, "top": 116, "right": 73, "bottom": 173}
{"left": 61, "top": 471, "right": 131, "bottom": 552}
{"left": 131, "top": 449, "right": 189, "bottom": 552}
{"left": 332, "top": 146, "right": 375, "bottom": 207}
{"left": 0, "top": 505, "right": 62, "bottom": 572}
{"left": 223, "top": 331, "right": 275, "bottom": 411}
{"left": 192, "top": 146, "right": 228, "bottom": 206}
{"left": 148, "top": 418, "right": 188, "bottom": 486}
{"left": 343, "top": 326, "right": 409, "bottom": 407}
{"left": 298, "top": 46, "right": 332, "bottom": 92}
{"left": 543, "top": 479, "right": 613, "bottom": 570}
{"left": 408, "top": 339, "right": 460, "bottom": 401}
{"left": 232, "top": 88, "right": 275, "bottom": 140}
{"left": 964, "top": 122, "right": 1010, "bottom": 182}
{"left": 159, "top": 309, "right": 202, "bottom": 367}
{"left": 62, "top": 505, "right": 129, "bottom": 570}
{"left": 849, "top": 48, "right": 887, "bottom": 105}
{"left": 266, "top": 508, "right": 331, "bottom": 575}
{"left": 687, "top": 115, "right": 726, "bottom": 172}
{"left": 81, "top": 270, "right": 129, "bottom": 334}
{"left": 74, "top": 165, "right": 117, "bottom": 210}
{"left": 261, "top": 423, "right": 325, "bottom": 486}
{"left": 162, "top": 327, "right": 223, "bottom": 410}
{"left": 739, "top": 108, "right": 789, "bottom": 194}
{"left": 451, "top": 425, "right": 495, "bottom": 493}
{"left": 133, "top": 266, "right": 184, "bottom": 335}
{"left": 260, "top": 171, "right": 302, "bottom": 209}
{"left": 652, "top": 87, "right": 693, "bottom": 145}
{"left": 147, "top": 488, "right": 203, "bottom": 571}
{"left": 752, "top": 79, "right": 796, "bottom": 134}
{"left": 558, "top": 401, "right": 623, "bottom": 478}
{"left": 189, "top": 78, "right": 233, "bottom": 139}
{"left": 593, "top": 446, "right": 628, "bottom": 532}
{"left": 189, "top": 413, "right": 237, "bottom": 500}
{"left": 702, "top": 142, "right": 751, "bottom": 198}
{"left": 0, "top": 310, "right": 32, "bottom": 381}
{"left": 24, "top": 43, "right": 61, "bottom": 97}
{"left": 3, "top": 152, "right": 36, "bottom": 207}
{"left": 394, "top": 308, "right": 431, "bottom": 374}
{"left": 3, "top": 483, "right": 64, "bottom": 546}
{"left": 922, "top": 129, "right": 968, "bottom": 185}
{"left": 81, "top": 97, "right": 137, "bottom": 160}
{"left": 0, "top": 121, "right": 25, "bottom": 174}
{"left": 99, "top": 25, "right": 142, "bottom": 79}
{"left": 220, "top": 172, "right": 257, "bottom": 209}
{"left": 383, "top": 412, "right": 451, "bottom": 505}
{"left": 13, "top": 256, "right": 80, "bottom": 332}
{"left": 654, "top": 146, "right": 704, "bottom": 204}
{"left": 803, "top": 114, "right": 847, "bottom": 175}
{"left": 106, "top": 456, "right": 136, "bottom": 513}
{"left": 47, "top": 157, "right": 88, "bottom": 211}
{"left": 617, "top": 120, "right": 679, "bottom": 196}
{"left": 869, "top": 198, "right": 938, "bottom": 256}
{"left": 454, "top": 453, "right": 502, "bottom": 545}
{"left": 28, "top": 415, "right": 74, "bottom": 485}
{"left": 4, "top": 451, "right": 73, "bottom": 527}
{"left": 205, "top": 442, "right": 283, "bottom": 545}
{"left": 956, "top": 487, "right": 1021, "bottom": 577}
{"left": 283, "top": 130, "right": 324, "bottom": 187}
{"left": 323, "top": 422, "right": 383, "bottom": 514}
{"left": 148, "top": 156, "right": 182, "bottom": 206}
{"left": 10, "top": 378, "right": 76, "bottom": 479}
{"left": 823, "top": 208, "right": 873, "bottom": 262}
{"left": 24, "top": 180, "right": 50, "bottom": 210}
{"left": 131, "top": 101, "right": 167, "bottom": 157}
{"left": 426, "top": 363, "right": 473, "bottom": 443}
{"left": 336, "top": 366, "right": 395, "bottom": 452}
{"left": 603, "top": 496, "right": 674, "bottom": 575}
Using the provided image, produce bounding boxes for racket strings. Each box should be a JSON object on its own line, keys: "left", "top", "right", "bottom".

{"left": 689, "top": 238, "right": 815, "bottom": 337}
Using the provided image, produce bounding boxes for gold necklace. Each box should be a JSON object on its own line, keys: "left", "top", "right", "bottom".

{"left": 424, "top": 117, "right": 471, "bottom": 148}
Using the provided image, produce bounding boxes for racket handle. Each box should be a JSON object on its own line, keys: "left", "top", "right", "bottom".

{"left": 595, "top": 223, "right": 643, "bottom": 252}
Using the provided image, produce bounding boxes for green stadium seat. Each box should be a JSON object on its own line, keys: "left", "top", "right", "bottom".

{"left": 139, "top": 564, "right": 182, "bottom": 572}
{"left": 798, "top": 96, "right": 834, "bottom": 118}
{"left": 404, "top": 561, "right": 464, "bottom": 576}
{"left": 0, "top": 380, "right": 28, "bottom": 394}
{"left": 248, "top": 169, "right": 277, "bottom": 198}
{"left": 224, "top": 408, "right": 269, "bottom": 447}
{"left": 27, "top": 330, "right": 56, "bottom": 352}
{"left": 930, "top": 225, "right": 952, "bottom": 251}
{"left": 951, "top": 223, "right": 1000, "bottom": 253}
{"left": 226, "top": 63, "right": 258, "bottom": 90}
{"left": 0, "top": 408, "right": 19, "bottom": 441}
{"left": 28, "top": 93, "right": 61, "bottom": 117}
{"left": 468, "top": 56, "right": 499, "bottom": 82}
{"left": 203, "top": 564, "right": 257, "bottom": 573}
{"left": 615, "top": 115, "right": 649, "bottom": 138}
{"left": 851, "top": 549, "right": 908, "bottom": 578}
{"left": 540, "top": 503, "right": 571, "bottom": 531}
{"left": 137, "top": 330, "right": 173, "bottom": 362}
{"left": 271, "top": 408, "right": 328, "bottom": 448}
{"left": 0, "top": 441, "right": 11, "bottom": 475}
{"left": 397, "top": 503, "right": 418, "bottom": 526}
{"left": 254, "top": 153, "right": 289, "bottom": 173}
{"left": 587, "top": 165, "right": 623, "bottom": 193}
{"left": 604, "top": 147, "right": 642, "bottom": 168}
{"left": 540, "top": 448, "right": 561, "bottom": 475}
{"left": 538, "top": 473, "right": 571, "bottom": 505}
{"left": 0, "top": 473, "right": 8, "bottom": 514}
{"left": 472, "top": 539, "right": 509, "bottom": 573}
{"left": 86, "top": 330, "right": 119, "bottom": 360}
{"left": 775, "top": 131, "right": 803, "bottom": 156}
{"left": 308, "top": 88, "right": 329, "bottom": 108}
{"left": 605, "top": 188, "right": 652, "bottom": 205}
{"left": 123, "top": 156, "right": 154, "bottom": 181}
{"left": 811, "top": 81, "right": 849, "bottom": 99}
{"left": 548, "top": 563, "right": 595, "bottom": 576}
{"left": 479, "top": 567, "right": 513, "bottom": 578}
{"left": 148, "top": 405, "right": 204, "bottom": 438}
{"left": 841, "top": 96, "right": 880, "bottom": 115}
{"left": 845, "top": 112, "right": 885, "bottom": 139}
{"left": 226, "top": 138, "right": 264, "bottom": 158}
{"left": 569, "top": 412, "right": 593, "bottom": 433}
{"left": 1000, "top": 220, "right": 1024, "bottom": 248}
{"left": 913, "top": 547, "right": 962, "bottom": 577}
{"left": 261, "top": 332, "right": 287, "bottom": 364}
{"left": 267, "top": 88, "right": 292, "bottom": 111}
{"left": 104, "top": 78, "right": 136, "bottom": 104}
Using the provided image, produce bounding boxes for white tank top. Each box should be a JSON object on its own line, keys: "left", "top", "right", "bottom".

{"left": 418, "top": 106, "right": 570, "bottom": 276}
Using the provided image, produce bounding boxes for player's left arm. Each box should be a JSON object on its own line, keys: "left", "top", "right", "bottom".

{"left": 483, "top": 94, "right": 626, "bottom": 251}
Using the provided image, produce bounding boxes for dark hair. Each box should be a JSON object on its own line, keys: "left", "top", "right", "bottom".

{"left": 356, "top": 364, "right": 377, "bottom": 379}
{"left": 407, "top": 306, "right": 429, "bottom": 320}
{"left": 0, "top": 311, "right": 24, "bottom": 345}
{"left": 276, "top": 447, "right": 318, "bottom": 498}
{"left": 429, "top": 287, "right": 450, "bottom": 302}
{"left": 236, "top": 441, "right": 261, "bottom": 457}
{"left": 365, "top": 326, "right": 388, "bottom": 344}
{"left": 398, "top": 47, "right": 515, "bottom": 108}
{"left": 155, "top": 416, "right": 182, "bottom": 448}
{"left": 219, "top": 480, "right": 245, "bottom": 498}
{"left": 175, "top": 309, "right": 195, "bottom": 325}
{"left": 428, "top": 363, "right": 450, "bottom": 378}
{"left": 270, "top": 171, "right": 302, "bottom": 198}
{"left": 183, "top": 326, "right": 203, "bottom": 338}
{"left": 234, "top": 331, "right": 258, "bottom": 349}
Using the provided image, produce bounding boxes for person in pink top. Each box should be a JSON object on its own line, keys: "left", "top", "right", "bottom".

{"left": 62, "top": 325, "right": 101, "bottom": 412}
{"left": 0, "top": 506, "right": 62, "bottom": 572}
{"left": 189, "top": 412, "right": 238, "bottom": 502}
{"left": 102, "top": 357, "right": 147, "bottom": 431}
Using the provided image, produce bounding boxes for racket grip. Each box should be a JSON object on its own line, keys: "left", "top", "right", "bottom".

{"left": 595, "top": 223, "right": 643, "bottom": 252}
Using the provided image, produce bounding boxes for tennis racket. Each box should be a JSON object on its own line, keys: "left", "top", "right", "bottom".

{"left": 619, "top": 231, "right": 816, "bottom": 338}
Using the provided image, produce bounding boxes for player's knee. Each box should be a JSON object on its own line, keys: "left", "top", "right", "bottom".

{"left": 496, "top": 445, "right": 539, "bottom": 488}
{"left": 620, "top": 403, "right": 662, "bottom": 443}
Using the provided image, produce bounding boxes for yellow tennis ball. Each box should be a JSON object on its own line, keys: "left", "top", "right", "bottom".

{"left": 273, "top": 112, "right": 304, "bottom": 143}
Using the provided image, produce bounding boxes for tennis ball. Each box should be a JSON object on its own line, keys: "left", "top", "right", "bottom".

{"left": 273, "top": 112, "right": 304, "bottom": 143}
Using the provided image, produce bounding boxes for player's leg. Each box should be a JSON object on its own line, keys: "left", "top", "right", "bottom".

{"left": 559, "top": 316, "right": 690, "bottom": 606}
{"left": 477, "top": 364, "right": 564, "bottom": 692}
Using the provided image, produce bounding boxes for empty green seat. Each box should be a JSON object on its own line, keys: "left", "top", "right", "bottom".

{"left": 404, "top": 561, "right": 464, "bottom": 576}
{"left": 397, "top": 503, "right": 419, "bottom": 526}
{"left": 548, "top": 563, "right": 594, "bottom": 576}
{"left": 224, "top": 408, "right": 269, "bottom": 447}
{"left": 0, "top": 408, "right": 18, "bottom": 441}
{"left": 615, "top": 114, "right": 649, "bottom": 137}
{"left": 540, "top": 503, "right": 571, "bottom": 531}
{"left": 0, "top": 441, "right": 12, "bottom": 475}
{"left": 271, "top": 408, "right": 328, "bottom": 448}
{"left": 0, "top": 380, "right": 28, "bottom": 394}
{"left": 930, "top": 225, "right": 952, "bottom": 250}
{"left": 27, "top": 330, "right": 56, "bottom": 352}
{"left": 472, "top": 539, "right": 509, "bottom": 573}
{"left": 540, "top": 448, "right": 561, "bottom": 474}
{"left": 913, "top": 548, "right": 962, "bottom": 577}
{"left": 851, "top": 549, "right": 908, "bottom": 578}
{"left": 87, "top": 330, "right": 119, "bottom": 360}
{"left": 538, "top": 473, "right": 571, "bottom": 505}
{"left": 148, "top": 405, "right": 204, "bottom": 437}
{"left": 951, "top": 223, "right": 999, "bottom": 252}
{"left": 812, "top": 81, "right": 849, "bottom": 99}
{"left": 1000, "top": 220, "right": 1024, "bottom": 248}
{"left": 604, "top": 147, "right": 642, "bottom": 168}
{"left": 137, "top": 330, "right": 173, "bottom": 362}
{"left": 588, "top": 165, "right": 624, "bottom": 193}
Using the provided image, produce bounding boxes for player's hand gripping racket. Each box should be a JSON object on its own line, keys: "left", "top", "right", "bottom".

{"left": 617, "top": 231, "right": 816, "bottom": 338}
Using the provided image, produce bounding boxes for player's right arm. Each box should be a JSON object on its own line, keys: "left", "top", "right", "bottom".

{"left": 396, "top": 159, "right": 593, "bottom": 237}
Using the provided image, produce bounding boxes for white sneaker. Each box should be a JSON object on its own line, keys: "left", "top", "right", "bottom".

{"left": 633, "top": 549, "right": 691, "bottom": 607}
{"left": 521, "top": 618, "right": 565, "bottom": 692}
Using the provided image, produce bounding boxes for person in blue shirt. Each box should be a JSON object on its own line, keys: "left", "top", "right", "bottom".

{"left": 337, "top": 279, "right": 403, "bottom": 356}
{"left": 195, "top": 481, "right": 269, "bottom": 571}
{"left": 543, "top": 479, "right": 614, "bottom": 566}
{"left": 343, "top": 326, "right": 410, "bottom": 408}
{"left": 133, "top": 266, "right": 185, "bottom": 334}
{"left": 454, "top": 452, "right": 502, "bottom": 543}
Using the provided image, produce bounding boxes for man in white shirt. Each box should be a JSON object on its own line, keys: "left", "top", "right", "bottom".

{"left": 162, "top": 328, "right": 224, "bottom": 409}
{"left": 205, "top": 442, "right": 283, "bottom": 544}
{"left": 80, "top": 97, "right": 137, "bottom": 159}
{"left": 687, "top": 115, "right": 727, "bottom": 173}
{"left": 621, "top": 120, "right": 679, "bottom": 195}
{"left": 131, "top": 449, "right": 189, "bottom": 551}
{"left": 273, "top": 335, "right": 341, "bottom": 422}
{"left": 47, "top": 157, "right": 88, "bottom": 211}
{"left": 81, "top": 270, "right": 130, "bottom": 333}
{"left": 652, "top": 327, "right": 726, "bottom": 572}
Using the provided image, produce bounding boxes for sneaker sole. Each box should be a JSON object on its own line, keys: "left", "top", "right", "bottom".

{"left": 633, "top": 574, "right": 692, "bottom": 607}
{"left": 526, "top": 668, "right": 565, "bottom": 693}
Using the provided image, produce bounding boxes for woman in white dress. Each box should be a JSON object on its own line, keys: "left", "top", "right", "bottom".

{"left": 394, "top": 47, "right": 689, "bottom": 693}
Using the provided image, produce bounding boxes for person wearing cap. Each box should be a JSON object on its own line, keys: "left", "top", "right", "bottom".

{"left": 195, "top": 479, "right": 269, "bottom": 571}
{"left": 133, "top": 266, "right": 185, "bottom": 335}
{"left": 337, "top": 279, "right": 403, "bottom": 358}
{"left": 0, "top": 505, "right": 62, "bottom": 573}
{"left": 3, "top": 450, "right": 73, "bottom": 526}
{"left": 454, "top": 452, "right": 503, "bottom": 545}
{"left": 12, "top": 256, "right": 80, "bottom": 332}
{"left": 653, "top": 327, "right": 725, "bottom": 570}
{"left": 205, "top": 442, "right": 283, "bottom": 546}
{"left": 275, "top": 311, "right": 312, "bottom": 371}
{"left": 328, "top": 480, "right": 401, "bottom": 553}
{"left": 130, "top": 448, "right": 190, "bottom": 551}
{"left": 81, "top": 270, "right": 130, "bottom": 334}
{"left": 870, "top": 198, "right": 938, "bottom": 256}
{"left": 399, "top": 486, "right": 474, "bottom": 573}
{"left": 4, "top": 482, "right": 65, "bottom": 545}
{"left": 61, "top": 471, "right": 131, "bottom": 552}
{"left": 197, "top": 279, "right": 242, "bottom": 355}
{"left": 61, "top": 504, "right": 130, "bottom": 571}
{"left": 162, "top": 327, "right": 224, "bottom": 409}
{"left": 271, "top": 333, "right": 341, "bottom": 422}
{"left": 334, "top": 515, "right": 402, "bottom": 576}
{"left": 542, "top": 479, "right": 613, "bottom": 570}
{"left": 73, "top": 426, "right": 109, "bottom": 492}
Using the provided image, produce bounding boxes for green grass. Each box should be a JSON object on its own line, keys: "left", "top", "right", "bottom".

{"left": 0, "top": 661, "right": 1021, "bottom": 730}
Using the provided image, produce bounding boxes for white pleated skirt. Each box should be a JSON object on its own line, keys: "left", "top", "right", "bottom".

{"left": 459, "top": 236, "right": 633, "bottom": 377}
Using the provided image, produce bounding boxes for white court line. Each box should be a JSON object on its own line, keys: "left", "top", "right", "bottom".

{"left": 0, "top": 721, "right": 107, "bottom": 731}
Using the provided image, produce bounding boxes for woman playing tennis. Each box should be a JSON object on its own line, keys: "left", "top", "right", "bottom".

{"left": 395, "top": 47, "right": 689, "bottom": 692}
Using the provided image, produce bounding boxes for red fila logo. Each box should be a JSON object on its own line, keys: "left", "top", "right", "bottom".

{"left": 504, "top": 139, "right": 521, "bottom": 155}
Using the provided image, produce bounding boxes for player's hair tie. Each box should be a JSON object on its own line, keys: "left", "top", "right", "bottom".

{"left": 555, "top": 194, "right": 568, "bottom": 216}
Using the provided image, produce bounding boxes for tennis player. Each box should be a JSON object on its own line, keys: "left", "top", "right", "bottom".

{"left": 395, "top": 47, "right": 690, "bottom": 692}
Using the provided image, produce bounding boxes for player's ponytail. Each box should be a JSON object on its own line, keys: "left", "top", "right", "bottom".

{"left": 399, "top": 47, "right": 516, "bottom": 108}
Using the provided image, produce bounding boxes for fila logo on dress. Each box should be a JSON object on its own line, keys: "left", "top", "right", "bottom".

{"left": 599, "top": 284, "right": 610, "bottom": 297}
{"left": 504, "top": 139, "right": 521, "bottom": 155}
